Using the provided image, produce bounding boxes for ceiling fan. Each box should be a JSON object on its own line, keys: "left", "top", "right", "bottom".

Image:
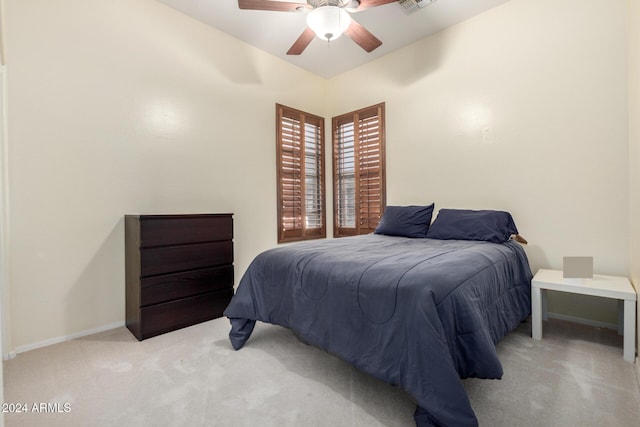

{"left": 238, "top": 0, "right": 399, "bottom": 55}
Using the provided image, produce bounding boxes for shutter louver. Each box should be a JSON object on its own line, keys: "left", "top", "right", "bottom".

{"left": 304, "top": 121, "right": 324, "bottom": 231}
{"left": 358, "top": 111, "right": 382, "bottom": 233}
{"left": 280, "top": 114, "right": 302, "bottom": 237}
{"left": 336, "top": 121, "right": 356, "bottom": 229}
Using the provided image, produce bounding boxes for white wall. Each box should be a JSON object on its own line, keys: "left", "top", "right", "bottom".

{"left": 0, "top": 0, "right": 6, "bottom": 419}
{"left": 628, "top": 0, "right": 640, "bottom": 351}
{"left": 3, "top": 0, "right": 633, "bottom": 352}
{"left": 3, "top": 0, "right": 327, "bottom": 352}
{"left": 0, "top": 66, "right": 6, "bottom": 427}
{"left": 328, "top": 0, "right": 629, "bottom": 325}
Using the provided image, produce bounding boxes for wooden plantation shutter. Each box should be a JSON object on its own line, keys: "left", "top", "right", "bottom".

{"left": 334, "top": 117, "right": 356, "bottom": 231}
{"left": 333, "top": 103, "right": 386, "bottom": 237}
{"left": 357, "top": 106, "right": 384, "bottom": 232}
{"left": 276, "top": 104, "right": 326, "bottom": 243}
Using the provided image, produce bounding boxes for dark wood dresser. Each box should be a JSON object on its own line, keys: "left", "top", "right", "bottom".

{"left": 125, "top": 213, "right": 234, "bottom": 340}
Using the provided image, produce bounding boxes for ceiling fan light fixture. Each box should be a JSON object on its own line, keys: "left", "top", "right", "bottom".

{"left": 306, "top": 6, "right": 352, "bottom": 41}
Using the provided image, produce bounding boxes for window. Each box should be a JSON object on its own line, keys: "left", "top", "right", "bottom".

{"left": 333, "top": 103, "right": 386, "bottom": 237}
{"left": 276, "top": 104, "right": 326, "bottom": 243}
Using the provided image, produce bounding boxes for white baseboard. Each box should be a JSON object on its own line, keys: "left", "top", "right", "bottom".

{"left": 2, "top": 315, "right": 619, "bottom": 360}
{"left": 547, "top": 312, "right": 618, "bottom": 331}
{"left": 5, "top": 321, "right": 126, "bottom": 360}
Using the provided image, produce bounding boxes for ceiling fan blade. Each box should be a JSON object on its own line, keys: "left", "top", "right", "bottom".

{"left": 353, "top": 0, "right": 398, "bottom": 11}
{"left": 238, "top": 0, "right": 311, "bottom": 12}
{"left": 344, "top": 20, "right": 382, "bottom": 53}
{"left": 287, "top": 28, "right": 316, "bottom": 55}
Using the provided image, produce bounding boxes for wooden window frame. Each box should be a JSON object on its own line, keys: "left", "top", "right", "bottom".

{"left": 332, "top": 102, "right": 386, "bottom": 238}
{"left": 276, "top": 104, "right": 326, "bottom": 243}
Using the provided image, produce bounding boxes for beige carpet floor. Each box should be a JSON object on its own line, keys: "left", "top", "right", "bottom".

{"left": 3, "top": 317, "right": 639, "bottom": 427}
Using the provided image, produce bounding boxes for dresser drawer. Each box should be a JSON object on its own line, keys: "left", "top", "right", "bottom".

{"left": 140, "top": 215, "right": 232, "bottom": 247}
{"left": 140, "top": 289, "right": 233, "bottom": 339}
{"left": 140, "top": 240, "right": 233, "bottom": 277}
{"left": 140, "top": 265, "right": 233, "bottom": 307}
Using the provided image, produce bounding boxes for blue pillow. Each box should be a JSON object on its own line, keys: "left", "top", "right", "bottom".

{"left": 427, "top": 209, "right": 519, "bottom": 243}
{"left": 374, "top": 204, "right": 435, "bottom": 238}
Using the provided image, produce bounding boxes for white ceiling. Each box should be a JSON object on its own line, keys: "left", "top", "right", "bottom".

{"left": 157, "top": 0, "right": 512, "bottom": 79}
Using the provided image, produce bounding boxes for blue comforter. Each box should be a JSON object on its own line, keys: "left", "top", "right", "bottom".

{"left": 224, "top": 234, "right": 532, "bottom": 426}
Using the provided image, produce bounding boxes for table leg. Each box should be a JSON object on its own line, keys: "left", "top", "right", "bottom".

{"left": 532, "top": 286, "right": 542, "bottom": 340}
{"left": 618, "top": 300, "right": 624, "bottom": 336}
{"left": 623, "top": 299, "right": 636, "bottom": 362}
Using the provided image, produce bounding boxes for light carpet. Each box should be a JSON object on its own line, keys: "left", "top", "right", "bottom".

{"left": 3, "top": 317, "right": 639, "bottom": 426}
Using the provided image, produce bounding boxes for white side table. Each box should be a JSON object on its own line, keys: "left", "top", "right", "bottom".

{"left": 531, "top": 268, "right": 637, "bottom": 362}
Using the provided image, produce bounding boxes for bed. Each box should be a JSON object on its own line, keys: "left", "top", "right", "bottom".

{"left": 224, "top": 207, "right": 532, "bottom": 426}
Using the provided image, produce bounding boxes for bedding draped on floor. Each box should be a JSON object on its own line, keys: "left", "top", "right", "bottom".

{"left": 225, "top": 234, "right": 532, "bottom": 427}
